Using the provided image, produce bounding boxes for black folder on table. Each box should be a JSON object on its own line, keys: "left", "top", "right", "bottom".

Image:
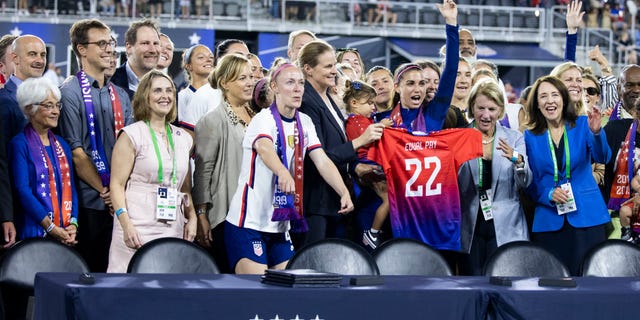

{"left": 261, "top": 269, "right": 343, "bottom": 287}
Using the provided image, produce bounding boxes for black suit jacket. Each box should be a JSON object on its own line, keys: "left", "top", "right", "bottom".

{"left": 299, "top": 81, "right": 357, "bottom": 216}
{"left": 0, "top": 78, "right": 26, "bottom": 223}
{"left": 0, "top": 115, "right": 12, "bottom": 223}
{"left": 110, "top": 64, "right": 135, "bottom": 101}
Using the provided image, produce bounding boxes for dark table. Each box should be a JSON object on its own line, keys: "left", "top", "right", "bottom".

{"left": 34, "top": 273, "right": 640, "bottom": 320}
{"left": 34, "top": 273, "right": 487, "bottom": 320}
{"left": 487, "top": 277, "right": 640, "bottom": 320}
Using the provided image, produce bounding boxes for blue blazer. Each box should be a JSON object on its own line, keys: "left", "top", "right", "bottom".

{"left": 0, "top": 78, "right": 27, "bottom": 141}
{"left": 524, "top": 116, "right": 611, "bottom": 232}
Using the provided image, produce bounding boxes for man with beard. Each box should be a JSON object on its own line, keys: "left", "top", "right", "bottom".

{"left": 603, "top": 65, "right": 640, "bottom": 241}
{"left": 459, "top": 29, "right": 476, "bottom": 63}
{"left": 0, "top": 35, "right": 46, "bottom": 250}
{"left": 58, "top": 19, "right": 134, "bottom": 272}
{"left": 110, "top": 19, "right": 160, "bottom": 101}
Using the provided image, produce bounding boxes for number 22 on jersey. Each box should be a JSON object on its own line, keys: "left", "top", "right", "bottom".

{"left": 405, "top": 156, "right": 442, "bottom": 197}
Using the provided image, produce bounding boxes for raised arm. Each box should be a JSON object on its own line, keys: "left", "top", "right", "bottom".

{"left": 436, "top": 0, "right": 457, "bottom": 26}
{"left": 425, "top": 0, "right": 459, "bottom": 131}
{"left": 589, "top": 44, "right": 618, "bottom": 110}
{"left": 564, "top": 0, "right": 583, "bottom": 61}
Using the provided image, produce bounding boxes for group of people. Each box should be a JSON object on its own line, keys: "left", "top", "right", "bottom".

{"left": 0, "top": 0, "right": 635, "bottom": 277}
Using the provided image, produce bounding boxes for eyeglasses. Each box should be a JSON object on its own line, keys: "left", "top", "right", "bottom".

{"left": 82, "top": 40, "right": 117, "bottom": 50}
{"left": 336, "top": 48, "right": 358, "bottom": 53}
{"left": 37, "top": 102, "right": 62, "bottom": 111}
{"left": 585, "top": 87, "right": 600, "bottom": 96}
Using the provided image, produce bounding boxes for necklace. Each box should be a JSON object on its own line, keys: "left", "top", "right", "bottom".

{"left": 482, "top": 137, "right": 494, "bottom": 145}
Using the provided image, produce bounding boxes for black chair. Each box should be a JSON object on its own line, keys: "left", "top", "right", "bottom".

{"left": 483, "top": 241, "right": 570, "bottom": 277}
{"left": 127, "top": 238, "right": 219, "bottom": 274}
{"left": 581, "top": 240, "right": 640, "bottom": 277}
{"left": 0, "top": 238, "right": 89, "bottom": 319}
{"left": 286, "top": 239, "right": 379, "bottom": 275}
{"left": 372, "top": 238, "right": 452, "bottom": 276}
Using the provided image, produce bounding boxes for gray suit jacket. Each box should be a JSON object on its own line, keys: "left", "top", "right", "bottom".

{"left": 192, "top": 103, "right": 245, "bottom": 228}
{"left": 458, "top": 124, "right": 532, "bottom": 253}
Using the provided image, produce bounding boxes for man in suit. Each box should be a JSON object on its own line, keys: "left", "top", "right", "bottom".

{"left": 0, "top": 115, "right": 16, "bottom": 249}
{"left": 0, "top": 34, "right": 47, "bottom": 247}
{"left": 110, "top": 19, "right": 160, "bottom": 101}
{"left": 0, "top": 35, "right": 46, "bottom": 138}
{"left": 603, "top": 65, "right": 640, "bottom": 241}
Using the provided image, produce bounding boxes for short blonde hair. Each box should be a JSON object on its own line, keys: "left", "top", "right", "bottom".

{"left": 212, "top": 53, "right": 251, "bottom": 94}
{"left": 132, "top": 70, "right": 177, "bottom": 123}
{"left": 550, "top": 61, "right": 581, "bottom": 79}
{"left": 287, "top": 30, "right": 316, "bottom": 50}
{"left": 466, "top": 78, "right": 505, "bottom": 119}
{"left": 471, "top": 69, "right": 497, "bottom": 87}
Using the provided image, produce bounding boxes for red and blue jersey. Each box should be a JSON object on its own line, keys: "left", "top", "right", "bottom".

{"left": 369, "top": 127, "right": 482, "bottom": 250}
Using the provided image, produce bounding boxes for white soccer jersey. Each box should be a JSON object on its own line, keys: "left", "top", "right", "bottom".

{"left": 180, "top": 84, "right": 222, "bottom": 130}
{"left": 226, "top": 108, "right": 322, "bottom": 233}
{"left": 177, "top": 85, "right": 197, "bottom": 130}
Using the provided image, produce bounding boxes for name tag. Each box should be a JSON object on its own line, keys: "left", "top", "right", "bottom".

{"left": 556, "top": 182, "right": 577, "bottom": 215}
{"left": 156, "top": 187, "right": 178, "bottom": 221}
{"left": 480, "top": 189, "right": 493, "bottom": 221}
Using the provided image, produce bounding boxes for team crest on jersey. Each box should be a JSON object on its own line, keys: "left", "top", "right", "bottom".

{"left": 287, "top": 133, "right": 309, "bottom": 148}
{"left": 287, "top": 135, "right": 296, "bottom": 148}
{"left": 253, "top": 241, "right": 263, "bottom": 256}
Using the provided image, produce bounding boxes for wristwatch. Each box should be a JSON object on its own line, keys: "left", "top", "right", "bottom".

{"left": 196, "top": 208, "right": 206, "bottom": 216}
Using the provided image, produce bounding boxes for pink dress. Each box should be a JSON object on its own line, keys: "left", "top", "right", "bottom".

{"left": 107, "top": 121, "right": 193, "bottom": 273}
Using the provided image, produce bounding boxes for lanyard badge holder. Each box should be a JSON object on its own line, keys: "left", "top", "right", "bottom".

{"left": 478, "top": 157, "right": 493, "bottom": 221}
{"left": 548, "top": 128, "right": 577, "bottom": 215}
{"left": 477, "top": 129, "right": 494, "bottom": 221}
{"left": 148, "top": 122, "right": 178, "bottom": 221}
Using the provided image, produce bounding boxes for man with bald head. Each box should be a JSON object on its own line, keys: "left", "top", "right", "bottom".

{"left": 0, "top": 34, "right": 46, "bottom": 250}
{"left": 0, "top": 35, "right": 46, "bottom": 140}
{"left": 604, "top": 64, "right": 640, "bottom": 241}
{"left": 609, "top": 65, "right": 640, "bottom": 121}
{"left": 459, "top": 28, "right": 476, "bottom": 63}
